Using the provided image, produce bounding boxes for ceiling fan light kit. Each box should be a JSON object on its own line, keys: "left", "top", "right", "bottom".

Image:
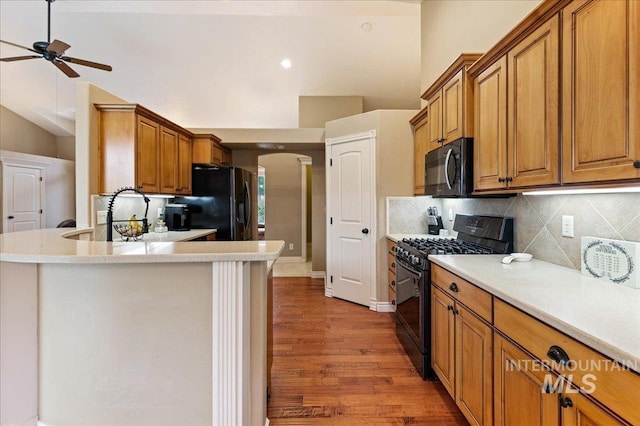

{"left": 0, "top": 0, "right": 112, "bottom": 78}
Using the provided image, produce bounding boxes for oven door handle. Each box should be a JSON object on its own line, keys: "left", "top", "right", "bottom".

{"left": 396, "top": 258, "right": 423, "bottom": 279}
{"left": 444, "top": 148, "right": 454, "bottom": 190}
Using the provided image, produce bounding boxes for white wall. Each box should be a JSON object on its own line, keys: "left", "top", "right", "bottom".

{"left": 420, "top": 0, "right": 541, "bottom": 92}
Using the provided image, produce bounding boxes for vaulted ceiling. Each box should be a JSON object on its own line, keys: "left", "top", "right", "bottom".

{"left": 0, "top": 0, "right": 421, "bottom": 137}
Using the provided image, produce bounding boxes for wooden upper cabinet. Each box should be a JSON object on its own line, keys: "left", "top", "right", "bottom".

{"left": 177, "top": 133, "right": 192, "bottom": 195}
{"left": 97, "top": 103, "right": 193, "bottom": 195}
{"left": 562, "top": 0, "right": 640, "bottom": 183}
{"left": 192, "top": 133, "right": 230, "bottom": 166}
{"left": 427, "top": 90, "right": 443, "bottom": 150}
{"left": 473, "top": 56, "right": 508, "bottom": 192}
{"left": 421, "top": 53, "right": 482, "bottom": 152}
{"left": 508, "top": 14, "right": 560, "bottom": 188}
{"left": 159, "top": 126, "right": 179, "bottom": 194}
{"left": 135, "top": 115, "right": 161, "bottom": 193}
{"left": 472, "top": 14, "right": 560, "bottom": 192}
{"left": 410, "top": 108, "right": 429, "bottom": 195}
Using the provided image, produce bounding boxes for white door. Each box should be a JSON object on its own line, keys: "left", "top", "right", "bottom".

{"left": 3, "top": 166, "right": 42, "bottom": 232}
{"left": 328, "top": 134, "right": 374, "bottom": 307}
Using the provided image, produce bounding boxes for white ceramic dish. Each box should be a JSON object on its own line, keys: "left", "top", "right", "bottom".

{"left": 501, "top": 252, "right": 533, "bottom": 264}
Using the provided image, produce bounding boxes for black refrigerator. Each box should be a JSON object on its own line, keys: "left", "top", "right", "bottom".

{"left": 174, "top": 166, "right": 253, "bottom": 241}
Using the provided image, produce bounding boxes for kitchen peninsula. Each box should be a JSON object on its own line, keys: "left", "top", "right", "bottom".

{"left": 0, "top": 228, "right": 284, "bottom": 426}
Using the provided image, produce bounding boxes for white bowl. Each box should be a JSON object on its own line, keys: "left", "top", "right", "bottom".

{"left": 501, "top": 253, "right": 533, "bottom": 264}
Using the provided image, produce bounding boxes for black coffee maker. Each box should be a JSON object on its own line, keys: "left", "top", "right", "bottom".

{"left": 164, "top": 203, "right": 191, "bottom": 231}
{"left": 427, "top": 206, "right": 444, "bottom": 235}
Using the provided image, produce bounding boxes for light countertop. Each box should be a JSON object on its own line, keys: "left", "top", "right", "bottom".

{"left": 429, "top": 255, "right": 640, "bottom": 372}
{"left": 0, "top": 228, "right": 284, "bottom": 264}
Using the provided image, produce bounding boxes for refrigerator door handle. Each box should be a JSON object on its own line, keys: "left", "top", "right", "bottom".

{"left": 243, "top": 181, "right": 251, "bottom": 227}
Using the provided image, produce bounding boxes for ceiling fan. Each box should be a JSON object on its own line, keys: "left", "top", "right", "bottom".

{"left": 0, "top": 0, "right": 112, "bottom": 78}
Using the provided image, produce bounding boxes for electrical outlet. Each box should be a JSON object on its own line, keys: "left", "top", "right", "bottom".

{"left": 448, "top": 208, "right": 454, "bottom": 221}
{"left": 96, "top": 210, "right": 107, "bottom": 225}
{"left": 289, "top": 243, "right": 294, "bottom": 250}
{"left": 562, "top": 215, "right": 574, "bottom": 238}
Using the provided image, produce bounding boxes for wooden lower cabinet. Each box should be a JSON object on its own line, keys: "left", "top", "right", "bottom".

{"left": 431, "top": 286, "right": 455, "bottom": 396}
{"left": 494, "top": 332, "right": 559, "bottom": 426}
{"left": 387, "top": 239, "right": 397, "bottom": 310}
{"left": 431, "top": 285, "right": 492, "bottom": 426}
{"left": 561, "top": 388, "right": 629, "bottom": 426}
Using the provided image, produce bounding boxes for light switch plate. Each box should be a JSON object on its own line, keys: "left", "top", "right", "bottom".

{"left": 96, "top": 210, "right": 107, "bottom": 225}
{"left": 561, "top": 215, "right": 574, "bottom": 237}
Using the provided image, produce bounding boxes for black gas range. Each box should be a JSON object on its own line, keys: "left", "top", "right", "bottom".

{"left": 393, "top": 214, "right": 514, "bottom": 379}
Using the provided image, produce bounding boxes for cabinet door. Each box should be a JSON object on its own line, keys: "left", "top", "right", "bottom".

{"left": 474, "top": 56, "right": 508, "bottom": 191}
{"left": 211, "top": 144, "right": 223, "bottom": 166}
{"left": 177, "top": 134, "right": 192, "bottom": 195}
{"left": 562, "top": 0, "right": 640, "bottom": 183}
{"left": 136, "top": 115, "right": 160, "bottom": 193}
{"left": 456, "top": 305, "right": 493, "bottom": 426}
{"left": 494, "top": 333, "right": 559, "bottom": 426}
{"left": 431, "top": 285, "right": 455, "bottom": 397}
{"left": 221, "top": 147, "right": 232, "bottom": 166}
{"left": 159, "top": 126, "right": 179, "bottom": 194}
{"left": 427, "top": 91, "right": 443, "bottom": 150}
{"left": 561, "top": 390, "right": 630, "bottom": 426}
{"left": 443, "top": 70, "right": 464, "bottom": 143}
{"left": 414, "top": 118, "right": 429, "bottom": 194}
{"left": 508, "top": 15, "right": 560, "bottom": 188}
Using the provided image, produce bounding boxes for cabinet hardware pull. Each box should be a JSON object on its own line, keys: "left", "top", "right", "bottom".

{"left": 453, "top": 309, "right": 459, "bottom": 315}
{"left": 506, "top": 176, "right": 513, "bottom": 182}
{"left": 391, "top": 300, "right": 396, "bottom": 305}
{"left": 391, "top": 280, "right": 395, "bottom": 287}
{"left": 634, "top": 160, "right": 640, "bottom": 169}
{"left": 447, "top": 305, "right": 453, "bottom": 311}
{"left": 362, "top": 228, "right": 369, "bottom": 234}
{"left": 543, "top": 383, "right": 555, "bottom": 394}
{"left": 498, "top": 177, "right": 505, "bottom": 183}
{"left": 547, "top": 345, "right": 571, "bottom": 366}
{"left": 7, "top": 215, "right": 15, "bottom": 219}
{"left": 449, "top": 283, "right": 459, "bottom": 292}
{"left": 391, "top": 262, "right": 395, "bottom": 268}
{"left": 559, "top": 396, "right": 573, "bottom": 408}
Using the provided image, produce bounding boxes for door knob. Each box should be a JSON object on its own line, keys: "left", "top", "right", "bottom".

{"left": 7, "top": 215, "right": 14, "bottom": 219}
{"left": 362, "top": 228, "right": 369, "bottom": 234}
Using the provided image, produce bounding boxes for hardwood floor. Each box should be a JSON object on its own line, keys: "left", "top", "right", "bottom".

{"left": 268, "top": 277, "right": 467, "bottom": 425}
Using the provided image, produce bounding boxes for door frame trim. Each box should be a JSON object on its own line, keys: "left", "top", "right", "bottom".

{"left": 325, "top": 130, "right": 377, "bottom": 308}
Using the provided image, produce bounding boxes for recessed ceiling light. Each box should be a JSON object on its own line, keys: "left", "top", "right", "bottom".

{"left": 280, "top": 58, "right": 292, "bottom": 69}
{"left": 361, "top": 22, "right": 373, "bottom": 32}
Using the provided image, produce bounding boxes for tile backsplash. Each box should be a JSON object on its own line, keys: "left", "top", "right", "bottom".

{"left": 93, "top": 195, "right": 170, "bottom": 241}
{"left": 388, "top": 193, "right": 640, "bottom": 270}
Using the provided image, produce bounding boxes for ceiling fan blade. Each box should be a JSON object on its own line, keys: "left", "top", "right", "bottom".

{"left": 52, "top": 59, "right": 80, "bottom": 78}
{"left": 0, "top": 39, "right": 40, "bottom": 54}
{"left": 47, "top": 39, "right": 71, "bottom": 56}
{"left": 61, "top": 56, "right": 112, "bottom": 72}
{"left": 0, "top": 55, "right": 42, "bottom": 62}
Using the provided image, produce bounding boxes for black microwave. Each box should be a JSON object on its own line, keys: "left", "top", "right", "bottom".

{"left": 424, "top": 137, "right": 473, "bottom": 197}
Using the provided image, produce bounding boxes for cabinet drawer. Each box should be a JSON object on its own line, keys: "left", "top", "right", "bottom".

{"left": 495, "top": 299, "right": 640, "bottom": 424}
{"left": 387, "top": 239, "right": 396, "bottom": 255}
{"left": 388, "top": 271, "right": 396, "bottom": 291}
{"left": 388, "top": 253, "right": 396, "bottom": 273}
{"left": 431, "top": 264, "right": 492, "bottom": 323}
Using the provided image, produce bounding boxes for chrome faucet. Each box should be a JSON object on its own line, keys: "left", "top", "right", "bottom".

{"left": 106, "top": 187, "right": 151, "bottom": 242}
